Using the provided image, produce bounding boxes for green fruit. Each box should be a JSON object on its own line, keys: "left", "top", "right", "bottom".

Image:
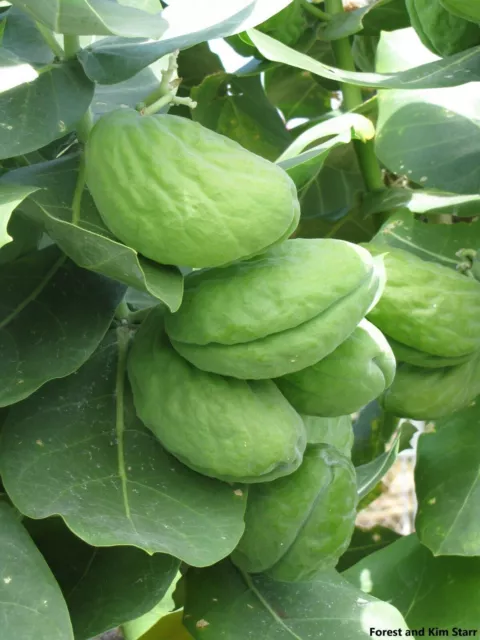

{"left": 302, "top": 414, "right": 354, "bottom": 457}
{"left": 231, "top": 444, "right": 357, "bottom": 581}
{"left": 387, "top": 336, "right": 475, "bottom": 369}
{"left": 440, "top": 0, "right": 480, "bottom": 23}
{"left": 275, "top": 319, "right": 396, "bottom": 417}
{"left": 166, "top": 239, "right": 384, "bottom": 379}
{"left": 382, "top": 354, "right": 480, "bottom": 420}
{"left": 128, "top": 308, "right": 306, "bottom": 483}
{"left": 85, "top": 109, "right": 299, "bottom": 268}
{"left": 366, "top": 245, "right": 480, "bottom": 359}
{"left": 407, "top": 0, "right": 480, "bottom": 56}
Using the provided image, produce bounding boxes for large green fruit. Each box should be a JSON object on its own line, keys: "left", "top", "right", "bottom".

{"left": 387, "top": 336, "right": 474, "bottom": 369}
{"left": 366, "top": 245, "right": 480, "bottom": 359}
{"left": 85, "top": 109, "right": 299, "bottom": 268}
{"left": 231, "top": 444, "right": 357, "bottom": 581}
{"left": 440, "top": 0, "right": 480, "bottom": 23}
{"left": 166, "top": 239, "right": 384, "bottom": 379}
{"left": 128, "top": 308, "right": 306, "bottom": 483}
{"left": 407, "top": 0, "right": 480, "bottom": 56}
{"left": 382, "top": 353, "right": 480, "bottom": 420}
{"left": 302, "top": 414, "right": 354, "bottom": 457}
{"left": 275, "top": 319, "right": 396, "bottom": 416}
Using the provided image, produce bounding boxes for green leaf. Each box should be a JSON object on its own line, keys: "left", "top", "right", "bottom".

{"left": 0, "top": 213, "right": 42, "bottom": 266}
{"left": 184, "top": 560, "right": 407, "bottom": 638}
{"left": 0, "top": 503, "right": 74, "bottom": 640}
{"left": 192, "top": 74, "right": 290, "bottom": 160}
{"left": 1, "top": 156, "right": 184, "bottom": 311}
{"left": 375, "top": 28, "right": 480, "bottom": 194}
{"left": 137, "top": 610, "right": 193, "bottom": 640}
{"left": 0, "top": 184, "right": 39, "bottom": 249}
{"left": 415, "top": 403, "right": 480, "bottom": 556}
{"left": 351, "top": 402, "right": 398, "bottom": 467}
{"left": 0, "top": 330, "right": 247, "bottom": 562}
{"left": 318, "top": 3, "right": 374, "bottom": 41}
{"left": 344, "top": 533, "right": 480, "bottom": 629}
{"left": 26, "top": 517, "right": 179, "bottom": 640}
{"left": 356, "top": 423, "right": 414, "bottom": 499}
{"left": 370, "top": 209, "right": 480, "bottom": 270}
{"left": 177, "top": 43, "right": 224, "bottom": 90}
{"left": 8, "top": 0, "right": 167, "bottom": 37}
{"left": 337, "top": 526, "right": 401, "bottom": 573}
{"left": 247, "top": 27, "right": 480, "bottom": 90}
{"left": 362, "top": 187, "right": 480, "bottom": 218}
{"left": 0, "top": 245, "right": 125, "bottom": 407}
{"left": 362, "top": 0, "right": 411, "bottom": 34}
{"left": 0, "top": 60, "right": 94, "bottom": 160}
{"left": 2, "top": 6, "right": 54, "bottom": 65}
{"left": 441, "top": 0, "right": 480, "bottom": 23}
{"left": 78, "top": 0, "right": 295, "bottom": 84}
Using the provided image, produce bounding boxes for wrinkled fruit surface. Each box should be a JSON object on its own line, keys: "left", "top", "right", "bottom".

{"left": 86, "top": 109, "right": 299, "bottom": 268}
{"left": 231, "top": 444, "right": 357, "bottom": 582}
{"left": 382, "top": 353, "right": 480, "bottom": 420}
{"left": 166, "top": 239, "right": 384, "bottom": 379}
{"left": 366, "top": 244, "right": 480, "bottom": 359}
{"left": 276, "top": 319, "right": 396, "bottom": 416}
{"left": 128, "top": 308, "right": 306, "bottom": 483}
{"left": 302, "top": 414, "right": 354, "bottom": 457}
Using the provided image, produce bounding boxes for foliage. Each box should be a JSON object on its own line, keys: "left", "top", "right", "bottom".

{"left": 0, "top": 0, "right": 479, "bottom": 638}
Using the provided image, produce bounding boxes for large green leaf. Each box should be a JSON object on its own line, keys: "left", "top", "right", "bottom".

{"left": 0, "top": 503, "right": 74, "bottom": 640}
{"left": 375, "top": 28, "right": 480, "bottom": 194}
{"left": 26, "top": 517, "right": 179, "bottom": 640}
{"left": 0, "top": 330, "right": 247, "bottom": 563}
{"left": 1, "top": 156, "right": 183, "bottom": 311}
{"left": 0, "top": 184, "right": 39, "bottom": 250}
{"left": 2, "top": 6, "right": 54, "bottom": 65}
{"left": 351, "top": 401, "right": 396, "bottom": 467}
{"left": 8, "top": 0, "right": 167, "bottom": 37}
{"left": 0, "top": 60, "right": 94, "bottom": 160}
{"left": 441, "top": 0, "right": 480, "bottom": 23}
{"left": 415, "top": 403, "right": 480, "bottom": 556}
{"left": 0, "top": 245, "right": 125, "bottom": 407}
{"left": 78, "top": 0, "right": 294, "bottom": 84}
{"left": 345, "top": 534, "right": 480, "bottom": 629}
{"left": 192, "top": 74, "right": 290, "bottom": 160}
{"left": 184, "top": 561, "right": 407, "bottom": 638}
{"left": 0, "top": 213, "right": 42, "bottom": 266}
{"left": 248, "top": 27, "right": 480, "bottom": 90}
{"left": 369, "top": 209, "right": 480, "bottom": 270}
{"left": 336, "top": 525, "right": 401, "bottom": 572}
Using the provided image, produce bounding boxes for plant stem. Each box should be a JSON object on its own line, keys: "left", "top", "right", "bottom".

{"left": 115, "top": 300, "right": 131, "bottom": 322}
{"left": 324, "top": 0, "right": 384, "bottom": 193}
{"left": 63, "top": 35, "right": 81, "bottom": 60}
{"left": 300, "top": 0, "right": 331, "bottom": 20}
{"left": 36, "top": 23, "right": 65, "bottom": 58}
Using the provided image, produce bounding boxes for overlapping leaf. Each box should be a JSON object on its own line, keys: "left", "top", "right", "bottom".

{"left": 0, "top": 330, "right": 247, "bottom": 563}
{"left": 0, "top": 245, "right": 125, "bottom": 406}
{"left": 337, "top": 526, "right": 401, "bottom": 572}
{"left": 0, "top": 183, "right": 39, "bottom": 249}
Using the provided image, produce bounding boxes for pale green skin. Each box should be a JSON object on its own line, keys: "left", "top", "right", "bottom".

{"left": 166, "top": 239, "right": 384, "bottom": 379}
{"left": 128, "top": 309, "right": 306, "bottom": 483}
{"left": 276, "top": 319, "right": 396, "bottom": 417}
{"left": 387, "top": 336, "right": 475, "bottom": 369}
{"left": 366, "top": 245, "right": 480, "bottom": 359}
{"left": 231, "top": 444, "right": 357, "bottom": 582}
{"left": 85, "top": 109, "right": 300, "bottom": 268}
{"left": 302, "top": 415, "right": 354, "bottom": 457}
{"left": 382, "top": 353, "right": 480, "bottom": 420}
{"left": 406, "top": 0, "right": 480, "bottom": 57}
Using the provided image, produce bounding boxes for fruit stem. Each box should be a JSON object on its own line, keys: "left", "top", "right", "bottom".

{"left": 35, "top": 23, "right": 65, "bottom": 59}
{"left": 324, "top": 0, "right": 384, "bottom": 194}
{"left": 300, "top": 0, "right": 332, "bottom": 20}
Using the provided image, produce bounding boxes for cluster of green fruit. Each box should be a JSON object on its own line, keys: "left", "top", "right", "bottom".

{"left": 85, "top": 108, "right": 480, "bottom": 581}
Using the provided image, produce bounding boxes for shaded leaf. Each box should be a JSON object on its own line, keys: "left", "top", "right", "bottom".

{"left": 441, "top": 0, "right": 480, "bottom": 23}
{"left": 248, "top": 27, "right": 480, "bottom": 90}
{"left": 177, "top": 43, "right": 224, "bottom": 90}
{"left": 1, "top": 155, "right": 184, "bottom": 311}
{"left": 0, "top": 213, "right": 42, "bottom": 266}
{"left": 9, "top": 0, "right": 167, "bottom": 37}
{"left": 192, "top": 74, "right": 290, "bottom": 160}
{"left": 0, "top": 330, "right": 247, "bottom": 563}
{"left": 78, "top": 0, "right": 294, "bottom": 84}
{"left": 415, "top": 402, "right": 480, "bottom": 556}
{"left": 362, "top": 0, "right": 411, "bottom": 34}
{"left": 0, "top": 245, "right": 125, "bottom": 407}
{"left": 0, "top": 60, "right": 94, "bottom": 160}
{"left": 337, "top": 525, "right": 401, "bottom": 572}
{"left": 184, "top": 560, "right": 407, "bottom": 638}
{"left": 26, "top": 517, "right": 179, "bottom": 640}
{"left": 351, "top": 401, "right": 397, "bottom": 467}
{"left": 135, "top": 610, "right": 193, "bottom": 640}
{"left": 0, "top": 503, "right": 73, "bottom": 640}
{"left": 2, "top": 6, "right": 54, "bottom": 65}
{"left": 345, "top": 533, "right": 480, "bottom": 628}
{"left": 375, "top": 28, "right": 480, "bottom": 194}
{"left": 0, "top": 183, "right": 39, "bottom": 249}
